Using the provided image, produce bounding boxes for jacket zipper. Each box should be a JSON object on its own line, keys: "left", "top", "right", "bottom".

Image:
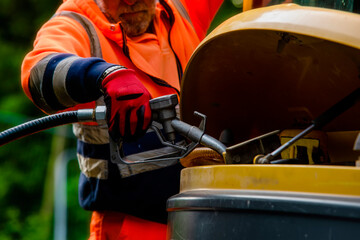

{"left": 120, "top": 0, "right": 183, "bottom": 97}
{"left": 160, "top": 0, "right": 183, "bottom": 84}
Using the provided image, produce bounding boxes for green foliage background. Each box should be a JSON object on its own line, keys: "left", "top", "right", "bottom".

{"left": 0, "top": 1, "right": 241, "bottom": 239}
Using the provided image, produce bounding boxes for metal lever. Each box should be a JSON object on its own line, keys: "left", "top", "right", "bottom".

{"left": 255, "top": 87, "right": 360, "bottom": 164}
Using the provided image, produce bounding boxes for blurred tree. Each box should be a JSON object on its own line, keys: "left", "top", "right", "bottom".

{"left": 0, "top": 0, "right": 71, "bottom": 239}
{"left": 210, "top": 0, "right": 242, "bottom": 32}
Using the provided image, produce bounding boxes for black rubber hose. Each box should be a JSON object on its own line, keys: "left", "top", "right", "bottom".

{"left": 0, "top": 111, "right": 79, "bottom": 146}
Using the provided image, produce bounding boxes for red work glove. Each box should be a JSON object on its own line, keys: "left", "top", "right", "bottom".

{"left": 101, "top": 68, "right": 152, "bottom": 142}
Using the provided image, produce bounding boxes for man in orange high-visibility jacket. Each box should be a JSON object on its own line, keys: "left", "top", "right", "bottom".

{"left": 21, "top": 0, "right": 224, "bottom": 239}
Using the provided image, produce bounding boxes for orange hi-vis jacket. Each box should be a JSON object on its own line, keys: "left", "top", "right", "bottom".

{"left": 22, "top": 0, "right": 223, "bottom": 113}
{"left": 21, "top": 0, "right": 224, "bottom": 227}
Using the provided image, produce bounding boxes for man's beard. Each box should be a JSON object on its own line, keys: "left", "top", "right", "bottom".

{"left": 120, "top": 11, "right": 155, "bottom": 37}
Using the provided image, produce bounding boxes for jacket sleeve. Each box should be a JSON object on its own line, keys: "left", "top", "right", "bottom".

{"left": 21, "top": 16, "right": 114, "bottom": 114}
{"left": 178, "top": 0, "right": 224, "bottom": 40}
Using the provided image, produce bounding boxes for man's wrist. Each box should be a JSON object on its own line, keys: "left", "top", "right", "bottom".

{"left": 97, "top": 65, "right": 127, "bottom": 89}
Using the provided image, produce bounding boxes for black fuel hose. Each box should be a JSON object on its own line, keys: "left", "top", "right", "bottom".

{"left": 0, "top": 111, "right": 78, "bottom": 146}
{"left": 0, "top": 107, "right": 106, "bottom": 146}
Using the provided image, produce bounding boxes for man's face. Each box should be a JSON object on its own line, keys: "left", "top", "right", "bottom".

{"left": 98, "top": 0, "right": 156, "bottom": 37}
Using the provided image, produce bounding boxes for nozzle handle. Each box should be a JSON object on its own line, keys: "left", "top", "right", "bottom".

{"left": 149, "top": 94, "right": 178, "bottom": 142}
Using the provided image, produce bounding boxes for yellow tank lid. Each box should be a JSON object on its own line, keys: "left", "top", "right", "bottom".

{"left": 180, "top": 4, "right": 360, "bottom": 143}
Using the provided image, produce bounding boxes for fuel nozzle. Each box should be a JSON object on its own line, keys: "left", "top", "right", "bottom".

{"left": 149, "top": 94, "right": 178, "bottom": 143}
{"left": 150, "top": 94, "right": 227, "bottom": 158}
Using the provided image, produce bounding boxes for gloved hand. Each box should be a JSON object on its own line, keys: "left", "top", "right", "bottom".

{"left": 101, "top": 67, "right": 152, "bottom": 141}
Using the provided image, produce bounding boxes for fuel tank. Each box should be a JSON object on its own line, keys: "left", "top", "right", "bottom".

{"left": 168, "top": 4, "right": 360, "bottom": 239}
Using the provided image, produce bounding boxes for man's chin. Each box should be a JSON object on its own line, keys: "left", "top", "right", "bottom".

{"left": 121, "top": 21, "right": 152, "bottom": 37}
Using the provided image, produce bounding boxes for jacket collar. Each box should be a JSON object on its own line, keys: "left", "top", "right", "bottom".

{"left": 61, "top": 0, "right": 172, "bottom": 44}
